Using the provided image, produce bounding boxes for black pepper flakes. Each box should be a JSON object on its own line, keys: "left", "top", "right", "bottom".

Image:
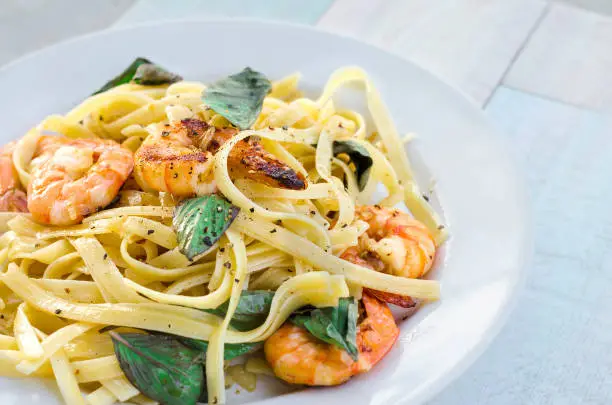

{"left": 274, "top": 219, "right": 282, "bottom": 225}
{"left": 224, "top": 262, "right": 231, "bottom": 269}
{"left": 147, "top": 229, "right": 155, "bottom": 235}
{"left": 437, "top": 225, "right": 445, "bottom": 230}
{"left": 234, "top": 278, "right": 240, "bottom": 283}
{"left": 423, "top": 194, "right": 430, "bottom": 202}
{"left": 249, "top": 207, "right": 255, "bottom": 213}
{"left": 161, "top": 131, "right": 170, "bottom": 137}
{"left": 219, "top": 247, "right": 225, "bottom": 252}
{"left": 282, "top": 125, "right": 288, "bottom": 130}
{"left": 55, "top": 309, "right": 62, "bottom": 315}
{"left": 269, "top": 229, "right": 277, "bottom": 233}
{"left": 103, "top": 253, "right": 108, "bottom": 260}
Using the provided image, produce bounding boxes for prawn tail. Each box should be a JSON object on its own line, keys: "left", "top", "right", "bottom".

{"left": 363, "top": 288, "right": 417, "bottom": 309}
{"left": 0, "top": 189, "right": 28, "bottom": 213}
{"left": 354, "top": 293, "right": 399, "bottom": 374}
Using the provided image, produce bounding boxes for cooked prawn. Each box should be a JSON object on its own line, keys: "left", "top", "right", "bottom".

{"left": 134, "top": 118, "right": 306, "bottom": 197}
{"left": 0, "top": 142, "right": 27, "bottom": 212}
{"left": 264, "top": 292, "right": 399, "bottom": 386}
{"left": 28, "top": 135, "right": 134, "bottom": 225}
{"left": 340, "top": 205, "right": 436, "bottom": 307}
{"left": 344, "top": 205, "right": 436, "bottom": 278}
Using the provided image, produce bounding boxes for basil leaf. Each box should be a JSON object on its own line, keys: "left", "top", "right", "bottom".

{"left": 110, "top": 333, "right": 204, "bottom": 405}
{"left": 92, "top": 57, "right": 182, "bottom": 95}
{"left": 333, "top": 140, "right": 373, "bottom": 191}
{"left": 290, "top": 297, "right": 359, "bottom": 361}
{"left": 92, "top": 57, "right": 151, "bottom": 95}
{"left": 202, "top": 67, "right": 272, "bottom": 129}
{"left": 173, "top": 195, "right": 239, "bottom": 261}
{"left": 177, "top": 338, "right": 259, "bottom": 360}
{"left": 133, "top": 63, "right": 182, "bottom": 85}
{"left": 203, "top": 290, "right": 274, "bottom": 332}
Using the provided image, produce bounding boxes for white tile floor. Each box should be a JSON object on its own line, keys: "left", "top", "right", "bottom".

{"left": 505, "top": 3, "right": 612, "bottom": 111}
{"left": 0, "top": 0, "right": 134, "bottom": 66}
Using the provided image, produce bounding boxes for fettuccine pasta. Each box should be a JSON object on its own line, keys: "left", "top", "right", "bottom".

{"left": 0, "top": 61, "right": 446, "bottom": 405}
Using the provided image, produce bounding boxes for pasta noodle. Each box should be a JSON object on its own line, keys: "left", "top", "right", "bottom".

{"left": 0, "top": 65, "right": 447, "bottom": 405}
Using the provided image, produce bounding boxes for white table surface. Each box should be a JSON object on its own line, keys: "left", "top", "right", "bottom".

{"left": 3, "top": 1, "right": 612, "bottom": 404}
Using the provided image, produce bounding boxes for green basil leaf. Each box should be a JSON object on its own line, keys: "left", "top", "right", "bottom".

{"left": 132, "top": 63, "right": 182, "bottom": 85}
{"left": 203, "top": 290, "right": 274, "bottom": 332}
{"left": 173, "top": 195, "right": 239, "bottom": 261}
{"left": 177, "top": 338, "right": 259, "bottom": 360}
{"left": 92, "top": 57, "right": 151, "bottom": 95}
{"left": 332, "top": 140, "right": 373, "bottom": 191}
{"left": 290, "top": 297, "right": 358, "bottom": 361}
{"left": 110, "top": 332, "right": 204, "bottom": 405}
{"left": 202, "top": 67, "right": 272, "bottom": 129}
{"left": 92, "top": 57, "right": 182, "bottom": 95}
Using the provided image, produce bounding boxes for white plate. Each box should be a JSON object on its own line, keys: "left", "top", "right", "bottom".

{"left": 0, "top": 19, "right": 530, "bottom": 405}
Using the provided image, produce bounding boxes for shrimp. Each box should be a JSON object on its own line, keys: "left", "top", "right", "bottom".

{"left": 27, "top": 135, "right": 134, "bottom": 225}
{"left": 0, "top": 142, "right": 28, "bottom": 212}
{"left": 264, "top": 293, "right": 399, "bottom": 386}
{"left": 343, "top": 205, "right": 436, "bottom": 278}
{"left": 133, "top": 118, "right": 306, "bottom": 197}
{"left": 340, "top": 205, "right": 436, "bottom": 307}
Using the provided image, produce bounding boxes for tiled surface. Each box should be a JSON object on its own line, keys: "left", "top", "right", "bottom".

{"left": 114, "top": 0, "right": 334, "bottom": 26}
{"left": 505, "top": 4, "right": 612, "bottom": 111}
{"left": 0, "top": 0, "right": 135, "bottom": 66}
{"left": 317, "top": 0, "right": 548, "bottom": 106}
{"left": 431, "top": 87, "right": 612, "bottom": 404}
{"left": 557, "top": 0, "right": 612, "bottom": 15}
{"left": 2, "top": 1, "right": 612, "bottom": 404}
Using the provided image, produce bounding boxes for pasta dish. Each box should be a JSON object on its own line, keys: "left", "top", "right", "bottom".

{"left": 0, "top": 59, "right": 447, "bottom": 405}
